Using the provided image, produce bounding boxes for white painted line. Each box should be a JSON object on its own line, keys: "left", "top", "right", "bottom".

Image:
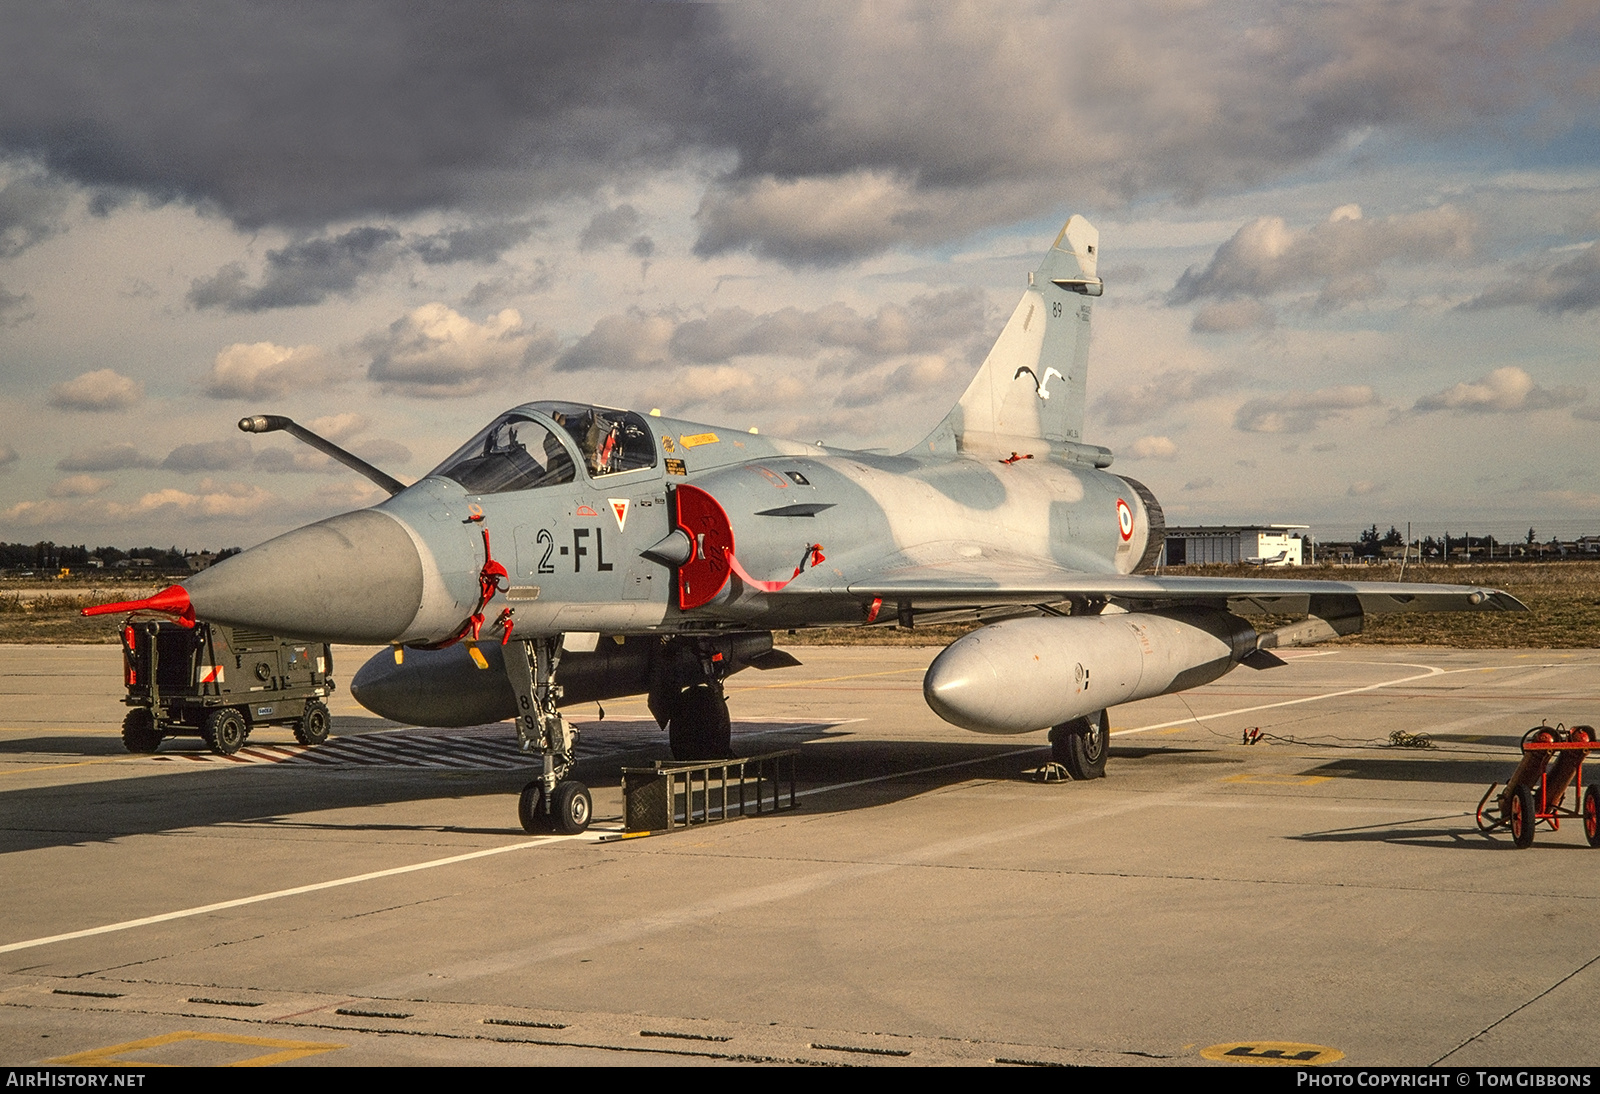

{"left": 0, "top": 835, "right": 583, "bottom": 956}
{"left": 1111, "top": 662, "right": 1471, "bottom": 737}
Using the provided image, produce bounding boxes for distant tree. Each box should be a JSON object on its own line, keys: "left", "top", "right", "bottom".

{"left": 1381, "top": 526, "right": 1403, "bottom": 548}
{"left": 1527, "top": 528, "right": 1537, "bottom": 545}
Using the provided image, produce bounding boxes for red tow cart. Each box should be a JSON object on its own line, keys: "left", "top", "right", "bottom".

{"left": 1477, "top": 725, "right": 1600, "bottom": 848}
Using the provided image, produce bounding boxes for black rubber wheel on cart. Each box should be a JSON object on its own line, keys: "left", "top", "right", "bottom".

{"left": 1049, "top": 709, "right": 1109, "bottom": 780}
{"left": 667, "top": 683, "right": 732, "bottom": 760}
{"left": 518, "top": 782, "right": 548, "bottom": 834}
{"left": 1584, "top": 786, "right": 1600, "bottom": 848}
{"left": 120, "top": 708, "right": 162, "bottom": 753}
{"left": 203, "top": 707, "right": 247, "bottom": 756}
{"left": 551, "top": 780, "right": 592, "bottom": 835}
{"left": 1510, "top": 785, "right": 1537, "bottom": 849}
{"left": 294, "top": 700, "right": 330, "bottom": 746}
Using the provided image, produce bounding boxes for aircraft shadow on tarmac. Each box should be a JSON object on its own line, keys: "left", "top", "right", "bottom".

{"left": 0, "top": 719, "right": 1072, "bottom": 856}
{"left": 1287, "top": 816, "right": 1600, "bottom": 851}
{"left": 1297, "top": 757, "right": 1513, "bottom": 784}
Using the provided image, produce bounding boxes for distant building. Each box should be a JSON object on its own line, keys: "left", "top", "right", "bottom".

{"left": 1164, "top": 525, "right": 1309, "bottom": 566}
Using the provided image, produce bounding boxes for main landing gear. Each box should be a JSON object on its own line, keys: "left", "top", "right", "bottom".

{"left": 648, "top": 639, "right": 734, "bottom": 761}
{"left": 505, "top": 636, "right": 591, "bottom": 835}
{"left": 1048, "top": 708, "right": 1109, "bottom": 781}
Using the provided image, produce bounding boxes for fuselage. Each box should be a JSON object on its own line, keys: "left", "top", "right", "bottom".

{"left": 180, "top": 400, "right": 1160, "bottom": 647}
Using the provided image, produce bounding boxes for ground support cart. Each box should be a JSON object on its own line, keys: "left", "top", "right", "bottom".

{"left": 1477, "top": 725, "right": 1600, "bottom": 848}
{"left": 117, "top": 618, "right": 335, "bottom": 756}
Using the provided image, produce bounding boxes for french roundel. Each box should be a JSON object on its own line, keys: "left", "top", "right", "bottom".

{"left": 1116, "top": 498, "right": 1134, "bottom": 541}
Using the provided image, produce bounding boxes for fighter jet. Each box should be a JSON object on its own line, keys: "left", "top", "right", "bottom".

{"left": 87, "top": 216, "right": 1522, "bottom": 834}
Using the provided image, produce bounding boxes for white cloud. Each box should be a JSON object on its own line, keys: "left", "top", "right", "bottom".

{"left": 1170, "top": 205, "right": 1475, "bottom": 309}
{"left": 204, "top": 342, "right": 340, "bottom": 399}
{"left": 1413, "top": 367, "right": 1586, "bottom": 414}
{"left": 306, "top": 412, "right": 369, "bottom": 442}
{"left": 1234, "top": 385, "right": 1380, "bottom": 433}
{"left": 1128, "top": 435, "right": 1178, "bottom": 461}
{"left": 1098, "top": 368, "right": 1243, "bottom": 426}
{"left": 47, "top": 474, "right": 111, "bottom": 498}
{"left": 121, "top": 479, "right": 275, "bottom": 519}
{"left": 1347, "top": 480, "right": 1385, "bottom": 496}
{"left": 365, "top": 304, "right": 557, "bottom": 398}
{"left": 1191, "top": 298, "right": 1275, "bottom": 333}
{"left": 48, "top": 368, "right": 144, "bottom": 411}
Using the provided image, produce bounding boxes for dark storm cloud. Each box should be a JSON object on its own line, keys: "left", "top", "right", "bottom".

{"left": 1, "top": 3, "right": 1597, "bottom": 264}
{"left": 189, "top": 221, "right": 537, "bottom": 311}
{"left": 0, "top": 283, "right": 30, "bottom": 326}
{"left": 0, "top": 173, "right": 70, "bottom": 257}
{"left": 188, "top": 226, "right": 403, "bottom": 311}
{"left": 579, "top": 205, "right": 644, "bottom": 251}
{"left": 161, "top": 438, "right": 253, "bottom": 472}
{"left": 57, "top": 443, "right": 158, "bottom": 471}
{"left": 1463, "top": 242, "right": 1600, "bottom": 314}
{"left": 412, "top": 221, "right": 537, "bottom": 266}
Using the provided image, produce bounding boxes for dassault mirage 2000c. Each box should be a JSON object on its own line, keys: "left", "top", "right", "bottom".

{"left": 88, "top": 215, "right": 1522, "bottom": 834}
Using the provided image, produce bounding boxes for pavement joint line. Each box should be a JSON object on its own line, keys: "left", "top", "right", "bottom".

{"left": 805, "top": 747, "right": 1046, "bottom": 796}
{"left": 1432, "top": 946, "right": 1600, "bottom": 1065}
{"left": 0, "top": 834, "right": 587, "bottom": 956}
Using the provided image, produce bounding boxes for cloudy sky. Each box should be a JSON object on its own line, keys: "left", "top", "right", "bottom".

{"left": 2, "top": 1, "right": 1599, "bottom": 552}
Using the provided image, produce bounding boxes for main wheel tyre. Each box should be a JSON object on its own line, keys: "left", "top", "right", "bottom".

{"left": 1049, "top": 709, "right": 1109, "bottom": 781}
{"left": 518, "top": 782, "right": 548, "bottom": 834}
{"left": 1510, "top": 785, "right": 1537, "bottom": 848}
{"left": 667, "top": 683, "right": 732, "bottom": 760}
{"left": 203, "top": 707, "right": 247, "bottom": 756}
{"left": 120, "top": 708, "right": 162, "bottom": 753}
{"left": 551, "top": 780, "right": 592, "bottom": 835}
{"left": 1584, "top": 786, "right": 1600, "bottom": 848}
{"left": 294, "top": 699, "right": 331, "bottom": 746}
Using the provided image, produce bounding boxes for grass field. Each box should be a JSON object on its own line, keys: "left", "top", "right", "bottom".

{"left": 3, "top": 562, "right": 1596, "bottom": 647}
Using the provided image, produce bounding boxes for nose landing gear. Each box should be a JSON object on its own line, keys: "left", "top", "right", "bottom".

{"left": 505, "top": 636, "right": 590, "bottom": 834}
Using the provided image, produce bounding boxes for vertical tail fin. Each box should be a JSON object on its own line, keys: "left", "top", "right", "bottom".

{"left": 917, "top": 215, "right": 1107, "bottom": 463}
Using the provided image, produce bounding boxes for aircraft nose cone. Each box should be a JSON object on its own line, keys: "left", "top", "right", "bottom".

{"left": 923, "top": 637, "right": 1005, "bottom": 733}
{"left": 184, "top": 509, "right": 425, "bottom": 643}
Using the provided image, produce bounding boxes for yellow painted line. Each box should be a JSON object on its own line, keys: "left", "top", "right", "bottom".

{"left": 46, "top": 1030, "right": 343, "bottom": 1067}
{"left": 0, "top": 757, "right": 139, "bottom": 777}
{"left": 1222, "top": 774, "right": 1332, "bottom": 787}
{"left": 0, "top": 727, "right": 117, "bottom": 733}
{"left": 0, "top": 834, "right": 585, "bottom": 955}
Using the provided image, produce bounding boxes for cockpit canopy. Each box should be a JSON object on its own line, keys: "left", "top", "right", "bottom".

{"left": 428, "top": 404, "right": 656, "bottom": 494}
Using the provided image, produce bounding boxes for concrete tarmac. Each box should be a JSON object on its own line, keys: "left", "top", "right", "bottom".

{"left": 1, "top": 642, "right": 1597, "bottom": 1067}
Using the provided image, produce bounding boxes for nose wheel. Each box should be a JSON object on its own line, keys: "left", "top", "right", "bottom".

{"left": 518, "top": 779, "right": 592, "bottom": 835}
{"left": 505, "top": 636, "right": 590, "bottom": 834}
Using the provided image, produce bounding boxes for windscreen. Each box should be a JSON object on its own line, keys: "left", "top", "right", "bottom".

{"left": 427, "top": 413, "right": 577, "bottom": 494}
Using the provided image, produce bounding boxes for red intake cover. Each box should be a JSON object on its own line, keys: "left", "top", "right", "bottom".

{"left": 674, "top": 484, "right": 733, "bottom": 610}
